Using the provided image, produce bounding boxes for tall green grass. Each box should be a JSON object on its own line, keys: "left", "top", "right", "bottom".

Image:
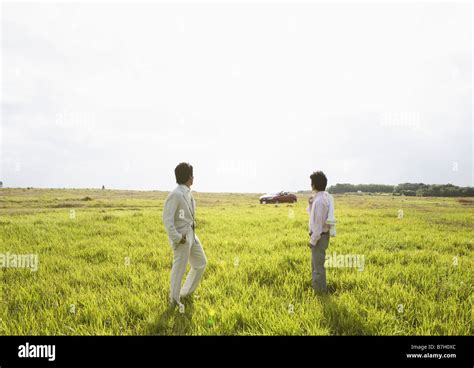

{"left": 0, "top": 189, "right": 472, "bottom": 335}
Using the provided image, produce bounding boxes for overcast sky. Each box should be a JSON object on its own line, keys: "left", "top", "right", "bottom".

{"left": 1, "top": 2, "right": 472, "bottom": 193}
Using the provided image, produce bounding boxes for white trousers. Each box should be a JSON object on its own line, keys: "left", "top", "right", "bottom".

{"left": 170, "top": 230, "right": 207, "bottom": 303}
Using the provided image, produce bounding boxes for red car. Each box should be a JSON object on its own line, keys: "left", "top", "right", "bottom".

{"left": 259, "top": 191, "right": 297, "bottom": 204}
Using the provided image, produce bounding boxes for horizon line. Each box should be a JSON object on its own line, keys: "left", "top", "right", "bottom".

{"left": 1, "top": 181, "right": 472, "bottom": 194}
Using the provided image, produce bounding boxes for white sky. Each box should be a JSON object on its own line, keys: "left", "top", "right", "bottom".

{"left": 1, "top": 2, "right": 472, "bottom": 193}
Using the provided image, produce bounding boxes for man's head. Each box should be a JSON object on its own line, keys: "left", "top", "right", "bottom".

{"left": 310, "top": 171, "right": 327, "bottom": 191}
{"left": 175, "top": 162, "right": 194, "bottom": 187}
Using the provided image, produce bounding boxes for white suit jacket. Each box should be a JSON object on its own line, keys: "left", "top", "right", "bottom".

{"left": 162, "top": 184, "right": 196, "bottom": 246}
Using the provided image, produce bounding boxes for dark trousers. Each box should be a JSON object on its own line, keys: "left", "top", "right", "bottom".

{"left": 311, "top": 232, "right": 330, "bottom": 292}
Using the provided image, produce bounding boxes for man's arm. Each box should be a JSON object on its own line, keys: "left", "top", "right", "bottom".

{"left": 163, "top": 193, "right": 184, "bottom": 244}
{"left": 309, "top": 199, "right": 327, "bottom": 246}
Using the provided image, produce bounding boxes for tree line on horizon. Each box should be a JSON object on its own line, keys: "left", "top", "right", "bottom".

{"left": 323, "top": 183, "right": 474, "bottom": 197}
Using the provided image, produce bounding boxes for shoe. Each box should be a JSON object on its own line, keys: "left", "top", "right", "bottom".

{"left": 169, "top": 299, "right": 185, "bottom": 311}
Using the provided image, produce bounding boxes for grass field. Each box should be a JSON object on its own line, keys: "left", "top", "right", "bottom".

{"left": 0, "top": 188, "right": 473, "bottom": 335}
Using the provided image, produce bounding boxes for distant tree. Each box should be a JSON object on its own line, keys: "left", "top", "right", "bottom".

{"left": 328, "top": 183, "right": 394, "bottom": 194}
{"left": 328, "top": 183, "right": 357, "bottom": 194}
{"left": 327, "top": 182, "right": 474, "bottom": 197}
{"left": 462, "top": 187, "right": 474, "bottom": 196}
{"left": 395, "top": 183, "right": 429, "bottom": 193}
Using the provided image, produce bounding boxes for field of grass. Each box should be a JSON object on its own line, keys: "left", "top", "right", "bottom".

{"left": 0, "top": 188, "right": 472, "bottom": 335}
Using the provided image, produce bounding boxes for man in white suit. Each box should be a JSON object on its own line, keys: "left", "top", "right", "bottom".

{"left": 162, "top": 162, "right": 207, "bottom": 308}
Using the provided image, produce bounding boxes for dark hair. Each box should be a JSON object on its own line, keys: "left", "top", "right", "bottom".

{"left": 175, "top": 162, "right": 193, "bottom": 184}
{"left": 310, "top": 171, "right": 327, "bottom": 191}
